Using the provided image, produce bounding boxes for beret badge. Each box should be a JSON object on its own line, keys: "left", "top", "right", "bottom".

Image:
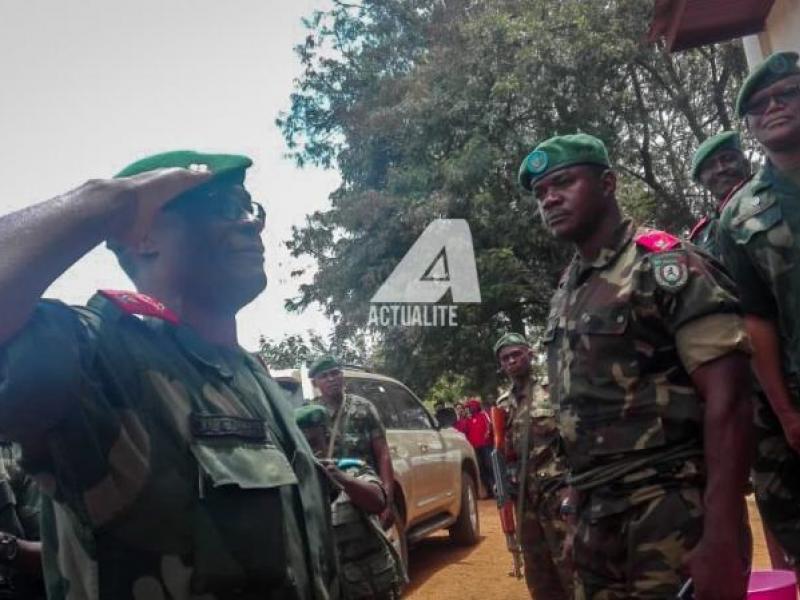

{"left": 528, "top": 150, "right": 549, "bottom": 175}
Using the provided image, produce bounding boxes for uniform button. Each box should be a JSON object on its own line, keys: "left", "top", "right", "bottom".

{"left": 596, "top": 435, "right": 604, "bottom": 444}
{"left": 582, "top": 314, "right": 590, "bottom": 322}
{"left": 616, "top": 315, "right": 624, "bottom": 323}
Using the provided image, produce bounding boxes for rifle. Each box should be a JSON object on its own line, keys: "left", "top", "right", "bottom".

{"left": 490, "top": 406, "right": 523, "bottom": 579}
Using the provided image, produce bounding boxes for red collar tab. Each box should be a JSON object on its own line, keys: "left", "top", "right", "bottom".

{"left": 688, "top": 217, "right": 710, "bottom": 241}
{"left": 634, "top": 229, "right": 680, "bottom": 253}
{"left": 98, "top": 290, "right": 180, "bottom": 325}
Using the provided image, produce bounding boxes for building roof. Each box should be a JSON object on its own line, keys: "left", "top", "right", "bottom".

{"left": 648, "top": 0, "right": 775, "bottom": 52}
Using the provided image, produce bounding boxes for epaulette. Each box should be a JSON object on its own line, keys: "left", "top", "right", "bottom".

{"left": 688, "top": 217, "right": 710, "bottom": 241}
{"left": 634, "top": 229, "right": 681, "bottom": 253}
{"left": 98, "top": 290, "right": 180, "bottom": 325}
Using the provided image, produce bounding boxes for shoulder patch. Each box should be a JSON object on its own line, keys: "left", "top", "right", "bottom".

{"left": 98, "top": 290, "right": 180, "bottom": 324}
{"left": 634, "top": 229, "right": 681, "bottom": 253}
{"left": 650, "top": 251, "right": 689, "bottom": 292}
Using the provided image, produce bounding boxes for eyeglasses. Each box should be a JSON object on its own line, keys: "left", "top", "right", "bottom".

{"left": 746, "top": 84, "right": 800, "bottom": 117}
{"left": 167, "top": 189, "right": 266, "bottom": 223}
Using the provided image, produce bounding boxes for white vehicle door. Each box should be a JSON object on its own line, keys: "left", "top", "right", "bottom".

{"left": 383, "top": 382, "right": 452, "bottom": 516}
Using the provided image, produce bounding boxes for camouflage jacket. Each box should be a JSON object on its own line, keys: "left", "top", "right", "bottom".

{"left": 0, "top": 292, "right": 339, "bottom": 600}
{"left": 316, "top": 395, "right": 386, "bottom": 472}
{"left": 496, "top": 376, "right": 567, "bottom": 499}
{"left": 330, "top": 466, "right": 404, "bottom": 599}
{"left": 0, "top": 440, "right": 43, "bottom": 599}
{"left": 719, "top": 163, "right": 800, "bottom": 380}
{"left": 0, "top": 440, "right": 40, "bottom": 542}
{"left": 545, "top": 219, "right": 748, "bottom": 502}
{"left": 689, "top": 177, "right": 752, "bottom": 259}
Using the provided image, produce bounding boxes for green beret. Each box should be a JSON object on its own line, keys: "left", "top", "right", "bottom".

{"left": 308, "top": 355, "right": 341, "bottom": 378}
{"left": 691, "top": 131, "right": 742, "bottom": 181}
{"left": 115, "top": 150, "right": 252, "bottom": 184}
{"left": 518, "top": 134, "right": 610, "bottom": 191}
{"left": 494, "top": 332, "right": 530, "bottom": 356}
{"left": 736, "top": 51, "right": 800, "bottom": 118}
{"left": 295, "top": 404, "right": 330, "bottom": 429}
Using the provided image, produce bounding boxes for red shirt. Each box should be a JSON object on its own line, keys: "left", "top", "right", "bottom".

{"left": 465, "top": 411, "right": 491, "bottom": 449}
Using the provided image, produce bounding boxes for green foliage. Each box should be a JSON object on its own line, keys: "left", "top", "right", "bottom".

{"left": 424, "top": 372, "right": 469, "bottom": 409}
{"left": 278, "top": 0, "right": 748, "bottom": 397}
{"left": 258, "top": 331, "right": 370, "bottom": 370}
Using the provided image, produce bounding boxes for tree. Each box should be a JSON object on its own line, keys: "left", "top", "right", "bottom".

{"left": 259, "top": 331, "right": 371, "bottom": 370}
{"left": 278, "top": 0, "right": 748, "bottom": 397}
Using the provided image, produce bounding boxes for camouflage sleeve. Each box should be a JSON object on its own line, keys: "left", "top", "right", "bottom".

{"left": 363, "top": 399, "right": 387, "bottom": 441}
{"left": 0, "top": 300, "right": 97, "bottom": 440}
{"left": 650, "top": 246, "right": 742, "bottom": 333}
{"left": 718, "top": 224, "right": 778, "bottom": 318}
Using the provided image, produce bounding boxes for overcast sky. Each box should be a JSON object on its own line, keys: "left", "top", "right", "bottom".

{"left": 0, "top": 0, "right": 338, "bottom": 350}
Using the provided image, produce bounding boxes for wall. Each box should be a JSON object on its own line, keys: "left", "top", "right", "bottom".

{"left": 743, "top": 0, "right": 800, "bottom": 66}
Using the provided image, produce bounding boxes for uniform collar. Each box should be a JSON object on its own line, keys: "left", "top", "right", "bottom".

{"left": 172, "top": 325, "right": 236, "bottom": 381}
{"left": 572, "top": 218, "right": 635, "bottom": 279}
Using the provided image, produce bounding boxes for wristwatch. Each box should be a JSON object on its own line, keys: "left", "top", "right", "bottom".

{"left": 0, "top": 534, "right": 17, "bottom": 564}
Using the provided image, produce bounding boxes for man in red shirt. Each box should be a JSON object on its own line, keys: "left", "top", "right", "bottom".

{"left": 465, "top": 398, "right": 494, "bottom": 497}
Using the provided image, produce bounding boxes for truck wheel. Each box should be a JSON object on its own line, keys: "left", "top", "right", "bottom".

{"left": 449, "top": 470, "right": 480, "bottom": 545}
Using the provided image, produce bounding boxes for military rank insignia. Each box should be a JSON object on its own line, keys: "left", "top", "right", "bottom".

{"left": 651, "top": 252, "right": 689, "bottom": 292}
{"left": 527, "top": 150, "right": 548, "bottom": 174}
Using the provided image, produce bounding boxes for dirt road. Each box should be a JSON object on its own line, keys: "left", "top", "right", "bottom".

{"left": 405, "top": 498, "right": 773, "bottom": 599}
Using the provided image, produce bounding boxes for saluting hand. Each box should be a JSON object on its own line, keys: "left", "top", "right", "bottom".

{"left": 107, "top": 167, "right": 211, "bottom": 247}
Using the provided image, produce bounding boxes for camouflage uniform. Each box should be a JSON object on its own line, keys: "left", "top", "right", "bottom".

{"left": 317, "top": 395, "right": 386, "bottom": 470}
{"left": 0, "top": 292, "right": 339, "bottom": 600}
{"left": 0, "top": 439, "right": 43, "bottom": 599}
{"left": 719, "top": 162, "right": 800, "bottom": 565}
{"left": 545, "top": 219, "right": 749, "bottom": 599}
{"left": 496, "top": 376, "right": 571, "bottom": 600}
{"left": 689, "top": 177, "right": 752, "bottom": 258}
{"left": 330, "top": 466, "right": 404, "bottom": 600}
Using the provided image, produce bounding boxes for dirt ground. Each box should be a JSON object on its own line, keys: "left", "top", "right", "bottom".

{"left": 405, "top": 497, "right": 773, "bottom": 599}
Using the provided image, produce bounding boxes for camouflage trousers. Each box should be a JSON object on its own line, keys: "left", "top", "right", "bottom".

{"left": 752, "top": 392, "right": 800, "bottom": 565}
{"left": 519, "top": 488, "right": 572, "bottom": 600}
{"left": 573, "top": 486, "right": 703, "bottom": 600}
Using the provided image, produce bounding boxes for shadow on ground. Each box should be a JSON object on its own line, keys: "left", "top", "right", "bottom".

{"left": 404, "top": 534, "right": 487, "bottom": 595}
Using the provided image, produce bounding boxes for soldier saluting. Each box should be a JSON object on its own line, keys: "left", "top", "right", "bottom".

{"left": 518, "top": 134, "right": 753, "bottom": 599}
{"left": 0, "top": 152, "right": 339, "bottom": 599}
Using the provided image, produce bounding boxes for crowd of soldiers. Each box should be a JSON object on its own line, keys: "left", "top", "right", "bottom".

{"left": 0, "top": 47, "right": 796, "bottom": 600}
{"left": 494, "top": 50, "right": 800, "bottom": 600}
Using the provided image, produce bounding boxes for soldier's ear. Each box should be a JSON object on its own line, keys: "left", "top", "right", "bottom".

{"left": 600, "top": 169, "right": 617, "bottom": 200}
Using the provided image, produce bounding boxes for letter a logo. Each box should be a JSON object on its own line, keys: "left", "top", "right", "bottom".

{"left": 371, "top": 219, "right": 481, "bottom": 303}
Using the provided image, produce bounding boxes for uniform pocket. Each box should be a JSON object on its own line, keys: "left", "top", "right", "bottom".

{"left": 586, "top": 413, "right": 666, "bottom": 457}
{"left": 190, "top": 426, "right": 299, "bottom": 594}
{"left": 573, "top": 305, "right": 638, "bottom": 387}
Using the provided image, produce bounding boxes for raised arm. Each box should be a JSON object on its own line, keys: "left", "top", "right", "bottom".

{"left": 0, "top": 168, "right": 208, "bottom": 342}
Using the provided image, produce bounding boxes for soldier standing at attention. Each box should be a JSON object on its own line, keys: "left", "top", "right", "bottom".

{"left": 719, "top": 51, "right": 800, "bottom": 573}
{"left": 309, "top": 356, "right": 396, "bottom": 527}
{"left": 494, "top": 333, "right": 571, "bottom": 600}
{"left": 0, "top": 151, "right": 339, "bottom": 599}
{"left": 689, "top": 131, "right": 752, "bottom": 256}
{"left": 518, "top": 133, "right": 753, "bottom": 600}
